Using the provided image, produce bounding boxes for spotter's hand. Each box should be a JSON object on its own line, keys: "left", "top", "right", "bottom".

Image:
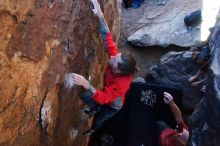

{"left": 90, "top": 0, "right": 103, "bottom": 18}
{"left": 163, "top": 92, "right": 174, "bottom": 105}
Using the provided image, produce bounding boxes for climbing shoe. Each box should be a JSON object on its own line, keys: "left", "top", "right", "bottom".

{"left": 83, "top": 108, "right": 92, "bottom": 114}
{"left": 83, "top": 107, "right": 100, "bottom": 115}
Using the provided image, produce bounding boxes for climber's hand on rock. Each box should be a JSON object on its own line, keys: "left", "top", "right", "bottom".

{"left": 90, "top": 0, "right": 103, "bottom": 18}
{"left": 163, "top": 92, "right": 174, "bottom": 105}
{"left": 72, "top": 73, "right": 90, "bottom": 89}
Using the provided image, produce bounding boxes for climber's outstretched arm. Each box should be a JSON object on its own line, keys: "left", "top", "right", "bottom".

{"left": 90, "top": 0, "right": 118, "bottom": 57}
{"left": 71, "top": 73, "right": 96, "bottom": 93}
{"left": 90, "top": 0, "right": 110, "bottom": 39}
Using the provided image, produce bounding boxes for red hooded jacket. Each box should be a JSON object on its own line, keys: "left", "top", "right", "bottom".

{"left": 92, "top": 32, "right": 132, "bottom": 110}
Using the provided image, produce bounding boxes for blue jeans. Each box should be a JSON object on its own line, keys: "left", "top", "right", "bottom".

{"left": 81, "top": 90, "right": 119, "bottom": 131}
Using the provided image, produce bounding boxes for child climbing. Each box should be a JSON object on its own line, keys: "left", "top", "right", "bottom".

{"left": 188, "top": 62, "right": 208, "bottom": 87}
{"left": 188, "top": 46, "right": 210, "bottom": 88}
{"left": 66, "top": 0, "right": 137, "bottom": 136}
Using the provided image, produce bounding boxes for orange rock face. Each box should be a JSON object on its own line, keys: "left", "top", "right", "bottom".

{"left": 0, "top": 0, "right": 120, "bottom": 145}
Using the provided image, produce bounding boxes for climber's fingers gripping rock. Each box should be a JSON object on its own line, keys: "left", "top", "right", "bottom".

{"left": 90, "top": 0, "right": 103, "bottom": 18}
{"left": 71, "top": 73, "right": 90, "bottom": 89}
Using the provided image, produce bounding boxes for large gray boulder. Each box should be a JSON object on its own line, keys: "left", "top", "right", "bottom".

{"left": 126, "top": 0, "right": 216, "bottom": 48}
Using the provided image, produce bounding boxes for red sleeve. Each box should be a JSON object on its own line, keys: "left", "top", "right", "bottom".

{"left": 160, "top": 128, "right": 177, "bottom": 146}
{"left": 177, "top": 121, "right": 188, "bottom": 132}
{"left": 91, "top": 75, "right": 131, "bottom": 105}
{"left": 105, "top": 32, "right": 118, "bottom": 58}
{"left": 92, "top": 84, "right": 121, "bottom": 104}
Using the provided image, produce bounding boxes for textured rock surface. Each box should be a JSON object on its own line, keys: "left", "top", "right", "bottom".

{"left": 126, "top": 0, "right": 204, "bottom": 47}
{"left": 188, "top": 20, "right": 220, "bottom": 146}
{"left": 149, "top": 50, "right": 204, "bottom": 110}
{"left": 0, "top": 0, "right": 120, "bottom": 146}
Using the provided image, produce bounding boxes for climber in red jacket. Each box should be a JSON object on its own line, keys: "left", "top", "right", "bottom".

{"left": 71, "top": 0, "right": 137, "bottom": 136}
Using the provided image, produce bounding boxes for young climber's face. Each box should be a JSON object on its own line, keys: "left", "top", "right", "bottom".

{"left": 109, "top": 53, "right": 123, "bottom": 73}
